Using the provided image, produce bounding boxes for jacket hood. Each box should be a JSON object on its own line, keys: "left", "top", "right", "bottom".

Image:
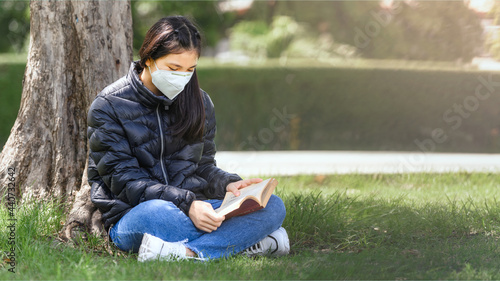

{"left": 127, "top": 61, "right": 174, "bottom": 109}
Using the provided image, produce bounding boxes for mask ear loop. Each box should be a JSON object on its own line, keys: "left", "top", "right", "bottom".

{"left": 147, "top": 60, "right": 159, "bottom": 75}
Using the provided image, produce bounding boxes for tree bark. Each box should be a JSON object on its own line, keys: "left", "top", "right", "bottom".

{"left": 0, "top": 0, "right": 132, "bottom": 240}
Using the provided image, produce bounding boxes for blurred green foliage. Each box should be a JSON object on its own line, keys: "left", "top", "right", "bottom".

{"left": 0, "top": 1, "right": 29, "bottom": 53}
{"left": 241, "top": 1, "right": 483, "bottom": 62}
{"left": 229, "top": 16, "right": 299, "bottom": 59}
{"left": 0, "top": 1, "right": 485, "bottom": 62}
{"left": 131, "top": 0, "right": 237, "bottom": 53}
{"left": 229, "top": 15, "right": 357, "bottom": 60}
{"left": 487, "top": 4, "right": 500, "bottom": 60}
{"left": 365, "top": 1, "right": 482, "bottom": 62}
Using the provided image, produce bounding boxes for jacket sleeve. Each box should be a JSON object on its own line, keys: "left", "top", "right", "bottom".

{"left": 196, "top": 92, "right": 243, "bottom": 199}
{"left": 87, "top": 96, "right": 195, "bottom": 215}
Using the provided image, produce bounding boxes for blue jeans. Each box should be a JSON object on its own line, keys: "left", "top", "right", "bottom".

{"left": 109, "top": 195, "right": 286, "bottom": 260}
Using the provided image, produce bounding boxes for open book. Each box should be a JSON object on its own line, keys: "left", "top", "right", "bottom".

{"left": 215, "top": 178, "right": 278, "bottom": 219}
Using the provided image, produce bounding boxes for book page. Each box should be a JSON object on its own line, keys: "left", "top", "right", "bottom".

{"left": 216, "top": 178, "right": 272, "bottom": 212}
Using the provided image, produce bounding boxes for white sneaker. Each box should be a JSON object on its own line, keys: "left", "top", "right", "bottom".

{"left": 243, "top": 227, "right": 290, "bottom": 257}
{"left": 137, "top": 233, "right": 188, "bottom": 262}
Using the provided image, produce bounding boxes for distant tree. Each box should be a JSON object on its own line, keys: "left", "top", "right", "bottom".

{"left": 363, "top": 1, "right": 483, "bottom": 62}
{"left": 228, "top": 15, "right": 357, "bottom": 60}
{"left": 243, "top": 1, "right": 483, "bottom": 62}
{"left": 229, "top": 16, "right": 300, "bottom": 58}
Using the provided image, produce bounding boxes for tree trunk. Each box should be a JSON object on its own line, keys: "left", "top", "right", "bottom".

{"left": 0, "top": 0, "right": 132, "bottom": 241}
{"left": 267, "top": 0, "right": 277, "bottom": 25}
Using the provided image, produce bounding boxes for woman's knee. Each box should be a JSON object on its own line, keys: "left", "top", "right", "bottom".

{"left": 265, "top": 195, "right": 286, "bottom": 223}
{"left": 117, "top": 199, "right": 181, "bottom": 233}
{"left": 135, "top": 199, "right": 177, "bottom": 213}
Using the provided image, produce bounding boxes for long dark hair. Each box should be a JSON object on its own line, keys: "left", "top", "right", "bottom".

{"left": 137, "top": 16, "right": 205, "bottom": 143}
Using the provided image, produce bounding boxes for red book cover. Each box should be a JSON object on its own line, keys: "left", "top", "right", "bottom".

{"left": 224, "top": 199, "right": 264, "bottom": 219}
{"left": 215, "top": 178, "right": 278, "bottom": 219}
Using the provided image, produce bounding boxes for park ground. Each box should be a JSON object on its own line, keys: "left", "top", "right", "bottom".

{"left": 2, "top": 172, "right": 500, "bottom": 280}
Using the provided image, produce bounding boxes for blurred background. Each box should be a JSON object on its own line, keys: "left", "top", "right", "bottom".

{"left": 1, "top": 0, "right": 500, "bottom": 153}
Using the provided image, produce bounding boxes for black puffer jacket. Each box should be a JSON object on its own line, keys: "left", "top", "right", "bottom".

{"left": 88, "top": 62, "right": 242, "bottom": 231}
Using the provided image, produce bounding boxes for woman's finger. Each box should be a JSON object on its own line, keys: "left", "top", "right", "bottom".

{"left": 248, "top": 177, "right": 263, "bottom": 183}
{"left": 201, "top": 226, "right": 213, "bottom": 233}
{"left": 227, "top": 178, "right": 264, "bottom": 196}
{"left": 239, "top": 178, "right": 263, "bottom": 188}
{"left": 206, "top": 212, "right": 224, "bottom": 224}
{"left": 200, "top": 221, "right": 218, "bottom": 232}
{"left": 227, "top": 184, "right": 241, "bottom": 196}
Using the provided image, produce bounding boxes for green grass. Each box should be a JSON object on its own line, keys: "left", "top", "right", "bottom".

{"left": 2, "top": 172, "right": 500, "bottom": 279}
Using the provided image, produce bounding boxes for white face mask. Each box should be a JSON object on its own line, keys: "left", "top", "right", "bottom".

{"left": 148, "top": 61, "right": 194, "bottom": 100}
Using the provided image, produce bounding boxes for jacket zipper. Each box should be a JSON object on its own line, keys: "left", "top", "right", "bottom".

{"left": 156, "top": 104, "right": 168, "bottom": 185}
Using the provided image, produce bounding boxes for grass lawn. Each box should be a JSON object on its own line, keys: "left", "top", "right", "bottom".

{"left": 2, "top": 172, "right": 500, "bottom": 280}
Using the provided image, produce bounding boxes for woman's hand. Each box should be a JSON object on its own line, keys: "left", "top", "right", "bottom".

{"left": 189, "top": 200, "right": 224, "bottom": 233}
{"left": 226, "top": 178, "right": 263, "bottom": 197}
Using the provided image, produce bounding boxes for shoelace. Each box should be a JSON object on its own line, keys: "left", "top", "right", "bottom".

{"left": 244, "top": 235, "right": 279, "bottom": 255}
{"left": 245, "top": 241, "right": 264, "bottom": 255}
